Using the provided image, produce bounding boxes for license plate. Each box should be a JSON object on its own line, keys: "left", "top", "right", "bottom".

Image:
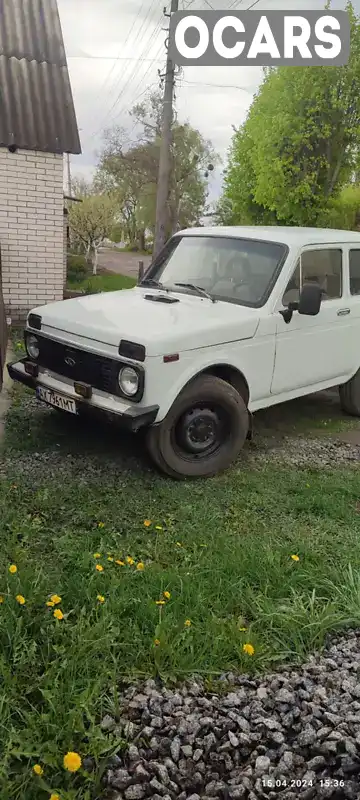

{"left": 36, "top": 386, "right": 77, "bottom": 414}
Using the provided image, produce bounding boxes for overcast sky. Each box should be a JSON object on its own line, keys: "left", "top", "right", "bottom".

{"left": 59, "top": 0, "right": 357, "bottom": 205}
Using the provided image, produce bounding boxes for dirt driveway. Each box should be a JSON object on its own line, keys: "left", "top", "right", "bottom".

{"left": 98, "top": 248, "right": 152, "bottom": 280}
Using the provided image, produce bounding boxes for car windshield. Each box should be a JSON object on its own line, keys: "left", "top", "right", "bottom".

{"left": 146, "top": 235, "right": 287, "bottom": 307}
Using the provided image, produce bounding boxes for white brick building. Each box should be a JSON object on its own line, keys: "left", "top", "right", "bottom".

{"left": 0, "top": 0, "right": 81, "bottom": 323}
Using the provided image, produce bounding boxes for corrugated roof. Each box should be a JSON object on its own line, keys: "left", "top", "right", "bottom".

{"left": 0, "top": 0, "right": 81, "bottom": 154}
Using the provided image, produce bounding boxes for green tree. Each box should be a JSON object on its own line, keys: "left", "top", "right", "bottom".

{"left": 321, "top": 183, "right": 360, "bottom": 230}
{"left": 96, "top": 92, "right": 218, "bottom": 247}
{"left": 68, "top": 182, "right": 117, "bottom": 274}
{"left": 222, "top": 3, "right": 360, "bottom": 226}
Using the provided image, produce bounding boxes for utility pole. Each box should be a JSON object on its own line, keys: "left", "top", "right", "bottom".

{"left": 153, "top": 0, "right": 179, "bottom": 258}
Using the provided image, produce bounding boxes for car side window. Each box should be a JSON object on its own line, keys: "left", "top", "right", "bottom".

{"left": 349, "top": 250, "right": 360, "bottom": 295}
{"left": 282, "top": 249, "right": 342, "bottom": 306}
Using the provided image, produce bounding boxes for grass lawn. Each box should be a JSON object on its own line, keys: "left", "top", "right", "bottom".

{"left": 1, "top": 349, "right": 360, "bottom": 798}
{"left": 66, "top": 272, "right": 137, "bottom": 294}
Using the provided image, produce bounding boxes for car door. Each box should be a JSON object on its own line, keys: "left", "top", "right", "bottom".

{"left": 346, "top": 247, "right": 360, "bottom": 371}
{"left": 270, "top": 245, "right": 355, "bottom": 396}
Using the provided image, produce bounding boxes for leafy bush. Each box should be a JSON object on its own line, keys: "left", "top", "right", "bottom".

{"left": 67, "top": 254, "right": 89, "bottom": 285}
{"left": 110, "top": 224, "right": 123, "bottom": 243}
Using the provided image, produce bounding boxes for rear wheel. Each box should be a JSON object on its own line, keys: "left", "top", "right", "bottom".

{"left": 339, "top": 368, "right": 360, "bottom": 416}
{"left": 146, "top": 375, "right": 249, "bottom": 479}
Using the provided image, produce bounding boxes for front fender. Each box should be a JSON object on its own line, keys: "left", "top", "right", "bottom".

{"left": 155, "top": 349, "right": 250, "bottom": 422}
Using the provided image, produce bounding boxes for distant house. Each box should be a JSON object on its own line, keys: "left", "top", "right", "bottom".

{"left": 0, "top": 0, "right": 81, "bottom": 322}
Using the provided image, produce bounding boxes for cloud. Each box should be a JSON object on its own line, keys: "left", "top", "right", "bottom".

{"left": 59, "top": 0, "right": 358, "bottom": 203}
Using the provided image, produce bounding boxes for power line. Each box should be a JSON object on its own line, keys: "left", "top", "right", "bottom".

{"left": 108, "top": 20, "right": 165, "bottom": 122}
{"left": 90, "top": 0, "right": 149, "bottom": 109}
{"left": 90, "top": 1, "right": 161, "bottom": 131}
{"left": 90, "top": 8, "right": 163, "bottom": 136}
{"left": 69, "top": 55, "right": 163, "bottom": 62}
{"left": 110, "top": 37, "right": 166, "bottom": 129}
{"left": 181, "top": 80, "right": 252, "bottom": 93}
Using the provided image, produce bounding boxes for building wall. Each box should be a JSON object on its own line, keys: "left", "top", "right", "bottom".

{"left": 0, "top": 148, "right": 64, "bottom": 323}
{"left": 63, "top": 209, "right": 68, "bottom": 285}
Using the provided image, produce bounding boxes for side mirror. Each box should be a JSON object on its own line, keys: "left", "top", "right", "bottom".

{"left": 298, "top": 283, "right": 322, "bottom": 316}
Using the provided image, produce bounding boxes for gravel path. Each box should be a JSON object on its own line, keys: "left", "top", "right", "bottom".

{"left": 2, "top": 430, "right": 360, "bottom": 484}
{"left": 102, "top": 631, "right": 360, "bottom": 800}
{"left": 2, "top": 395, "right": 360, "bottom": 484}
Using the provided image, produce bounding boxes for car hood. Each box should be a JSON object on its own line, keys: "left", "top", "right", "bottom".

{"left": 32, "top": 288, "right": 260, "bottom": 357}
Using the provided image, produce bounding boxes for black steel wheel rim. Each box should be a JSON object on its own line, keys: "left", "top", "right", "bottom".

{"left": 172, "top": 403, "right": 231, "bottom": 461}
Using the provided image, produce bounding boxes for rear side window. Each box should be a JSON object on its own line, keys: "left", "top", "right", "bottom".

{"left": 349, "top": 250, "right": 360, "bottom": 295}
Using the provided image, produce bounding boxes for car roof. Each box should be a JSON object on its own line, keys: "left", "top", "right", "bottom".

{"left": 177, "top": 226, "right": 360, "bottom": 246}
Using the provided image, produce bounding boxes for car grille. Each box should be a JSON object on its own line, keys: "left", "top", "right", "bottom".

{"left": 35, "top": 336, "right": 119, "bottom": 394}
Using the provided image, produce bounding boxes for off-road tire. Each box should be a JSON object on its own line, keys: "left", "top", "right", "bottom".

{"left": 339, "top": 368, "right": 360, "bottom": 417}
{"left": 146, "top": 374, "right": 249, "bottom": 479}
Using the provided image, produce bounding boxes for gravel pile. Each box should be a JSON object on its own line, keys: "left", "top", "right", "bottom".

{"left": 102, "top": 631, "right": 360, "bottom": 800}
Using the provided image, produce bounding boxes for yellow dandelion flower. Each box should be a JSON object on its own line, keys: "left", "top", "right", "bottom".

{"left": 243, "top": 643, "right": 255, "bottom": 656}
{"left": 53, "top": 609, "right": 64, "bottom": 620}
{"left": 154, "top": 638, "right": 161, "bottom": 646}
{"left": 144, "top": 519, "right": 151, "bottom": 527}
{"left": 163, "top": 591, "right": 171, "bottom": 600}
{"left": 16, "top": 595, "right": 25, "bottom": 605}
{"left": 97, "top": 595, "right": 105, "bottom": 603}
{"left": 176, "top": 542, "right": 182, "bottom": 547}
{"left": 155, "top": 525, "right": 163, "bottom": 531}
{"left": 63, "top": 751, "right": 82, "bottom": 773}
{"left": 184, "top": 619, "right": 191, "bottom": 627}
{"left": 238, "top": 627, "right": 247, "bottom": 632}
{"left": 136, "top": 562, "right": 144, "bottom": 571}
{"left": 50, "top": 794, "right": 60, "bottom": 800}
{"left": 291, "top": 554, "right": 300, "bottom": 562}
{"left": 156, "top": 600, "right": 165, "bottom": 606}
{"left": 107, "top": 557, "right": 114, "bottom": 562}
{"left": 93, "top": 553, "right": 101, "bottom": 559}
{"left": 33, "top": 764, "right": 43, "bottom": 776}
{"left": 46, "top": 601, "right": 55, "bottom": 607}
{"left": 0, "top": 596, "right": 4, "bottom": 604}
{"left": 115, "top": 560, "right": 125, "bottom": 566}
{"left": 9, "top": 564, "right": 17, "bottom": 574}
{"left": 50, "top": 594, "right": 61, "bottom": 605}
{"left": 98, "top": 522, "right": 105, "bottom": 528}
{"left": 126, "top": 557, "right": 135, "bottom": 565}
{"left": 96, "top": 564, "right": 104, "bottom": 572}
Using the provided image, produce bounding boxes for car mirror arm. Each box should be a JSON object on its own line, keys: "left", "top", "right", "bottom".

{"left": 279, "top": 301, "right": 299, "bottom": 324}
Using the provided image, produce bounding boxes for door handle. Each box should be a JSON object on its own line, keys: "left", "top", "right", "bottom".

{"left": 337, "top": 308, "right": 350, "bottom": 316}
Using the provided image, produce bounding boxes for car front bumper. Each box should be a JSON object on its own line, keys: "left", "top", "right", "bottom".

{"left": 7, "top": 358, "right": 159, "bottom": 432}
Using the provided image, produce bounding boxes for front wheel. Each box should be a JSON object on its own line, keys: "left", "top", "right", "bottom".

{"left": 146, "top": 375, "right": 249, "bottom": 479}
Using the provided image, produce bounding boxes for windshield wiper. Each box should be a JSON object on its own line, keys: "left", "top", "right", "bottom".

{"left": 140, "top": 278, "right": 170, "bottom": 293}
{"left": 174, "top": 283, "right": 216, "bottom": 303}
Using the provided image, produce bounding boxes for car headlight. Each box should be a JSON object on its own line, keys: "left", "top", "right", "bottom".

{"left": 118, "top": 366, "right": 139, "bottom": 397}
{"left": 26, "top": 334, "right": 40, "bottom": 359}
